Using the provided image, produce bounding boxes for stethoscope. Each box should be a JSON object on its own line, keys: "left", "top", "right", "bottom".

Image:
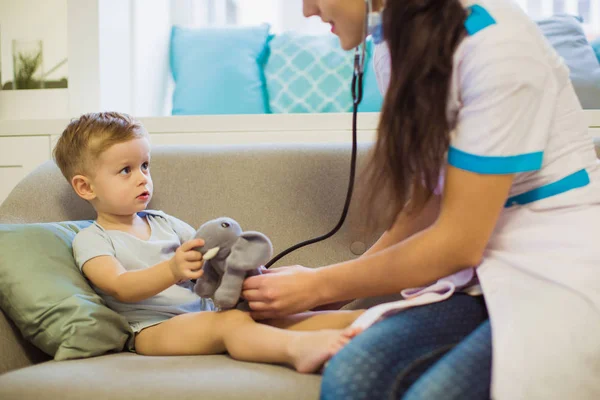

{"left": 265, "top": 1, "right": 383, "bottom": 268}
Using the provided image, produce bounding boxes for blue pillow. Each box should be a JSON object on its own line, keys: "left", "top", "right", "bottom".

{"left": 592, "top": 38, "right": 600, "bottom": 64}
{"left": 170, "top": 24, "right": 271, "bottom": 115}
{"left": 264, "top": 32, "right": 383, "bottom": 113}
{"left": 537, "top": 14, "right": 600, "bottom": 109}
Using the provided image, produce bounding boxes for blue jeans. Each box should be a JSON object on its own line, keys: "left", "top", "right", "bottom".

{"left": 321, "top": 294, "right": 492, "bottom": 400}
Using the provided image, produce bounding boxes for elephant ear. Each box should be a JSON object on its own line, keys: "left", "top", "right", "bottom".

{"left": 225, "top": 231, "right": 273, "bottom": 271}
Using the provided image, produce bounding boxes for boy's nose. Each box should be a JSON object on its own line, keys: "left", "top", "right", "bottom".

{"left": 136, "top": 171, "right": 149, "bottom": 185}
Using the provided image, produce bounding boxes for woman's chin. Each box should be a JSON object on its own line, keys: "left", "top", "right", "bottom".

{"left": 338, "top": 36, "right": 363, "bottom": 51}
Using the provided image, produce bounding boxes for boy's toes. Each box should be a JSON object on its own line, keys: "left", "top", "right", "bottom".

{"left": 342, "top": 326, "right": 364, "bottom": 339}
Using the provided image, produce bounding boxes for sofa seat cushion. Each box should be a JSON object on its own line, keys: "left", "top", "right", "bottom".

{"left": 0, "top": 352, "right": 321, "bottom": 400}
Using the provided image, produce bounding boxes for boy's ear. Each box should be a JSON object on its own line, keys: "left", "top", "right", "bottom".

{"left": 71, "top": 175, "right": 96, "bottom": 201}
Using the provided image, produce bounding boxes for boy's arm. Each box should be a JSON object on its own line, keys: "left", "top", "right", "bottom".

{"left": 82, "top": 256, "right": 177, "bottom": 303}
{"left": 82, "top": 238, "right": 206, "bottom": 303}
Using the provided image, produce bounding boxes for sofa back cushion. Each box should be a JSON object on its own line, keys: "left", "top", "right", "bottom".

{"left": 0, "top": 310, "right": 48, "bottom": 375}
{"left": 0, "top": 143, "right": 381, "bottom": 370}
{"left": 0, "top": 143, "right": 379, "bottom": 266}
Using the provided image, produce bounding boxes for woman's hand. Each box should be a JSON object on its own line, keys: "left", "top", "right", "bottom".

{"left": 242, "top": 265, "right": 323, "bottom": 319}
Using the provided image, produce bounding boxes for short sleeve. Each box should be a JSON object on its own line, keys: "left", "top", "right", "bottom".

{"left": 373, "top": 42, "right": 391, "bottom": 95}
{"left": 449, "top": 36, "right": 556, "bottom": 174}
{"left": 72, "top": 227, "right": 115, "bottom": 271}
{"left": 165, "top": 214, "right": 197, "bottom": 243}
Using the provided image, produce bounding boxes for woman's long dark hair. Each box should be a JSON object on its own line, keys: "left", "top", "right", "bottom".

{"left": 360, "top": 0, "right": 468, "bottom": 231}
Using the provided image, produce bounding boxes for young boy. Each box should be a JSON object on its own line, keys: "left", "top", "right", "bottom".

{"left": 53, "top": 111, "right": 362, "bottom": 373}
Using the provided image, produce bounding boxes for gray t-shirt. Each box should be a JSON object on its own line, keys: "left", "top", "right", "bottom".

{"left": 73, "top": 210, "right": 214, "bottom": 331}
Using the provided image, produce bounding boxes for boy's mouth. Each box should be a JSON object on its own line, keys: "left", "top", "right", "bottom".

{"left": 137, "top": 191, "right": 150, "bottom": 200}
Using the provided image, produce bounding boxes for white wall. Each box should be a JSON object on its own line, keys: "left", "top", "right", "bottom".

{"left": 0, "top": 0, "right": 68, "bottom": 86}
{"left": 132, "top": 0, "right": 172, "bottom": 116}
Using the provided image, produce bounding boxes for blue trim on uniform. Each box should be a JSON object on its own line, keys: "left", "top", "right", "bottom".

{"left": 448, "top": 147, "right": 543, "bottom": 174}
{"left": 465, "top": 5, "right": 497, "bottom": 36}
{"left": 504, "top": 169, "right": 590, "bottom": 208}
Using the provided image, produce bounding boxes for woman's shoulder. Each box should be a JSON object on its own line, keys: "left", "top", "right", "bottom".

{"left": 455, "top": 2, "right": 554, "bottom": 84}
{"left": 459, "top": 1, "right": 544, "bottom": 52}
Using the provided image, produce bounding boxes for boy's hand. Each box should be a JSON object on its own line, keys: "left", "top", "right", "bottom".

{"left": 169, "top": 239, "right": 205, "bottom": 282}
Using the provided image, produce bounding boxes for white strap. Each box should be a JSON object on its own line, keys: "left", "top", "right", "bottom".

{"left": 351, "top": 282, "right": 456, "bottom": 330}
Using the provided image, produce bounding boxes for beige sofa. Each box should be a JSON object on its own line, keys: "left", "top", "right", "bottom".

{"left": 2, "top": 139, "right": 598, "bottom": 400}
{"left": 0, "top": 142, "right": 398, "bottom": 400}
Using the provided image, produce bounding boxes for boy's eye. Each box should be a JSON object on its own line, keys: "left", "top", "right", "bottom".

{"left": 120, "top": 166, "right": 131, "bottom": 175}
{"left": 142, "top": 162, "right": 149, "bottom": 170}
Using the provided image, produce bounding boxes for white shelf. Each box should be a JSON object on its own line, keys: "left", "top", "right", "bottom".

{"left": 0, "top": 89, "right": 69, "bottom": 120}
{"left": 0, "top": 112, "right": 381, "bottom": 137}
{"left": 1, "top": 110, "right": 598, "bottom": 137}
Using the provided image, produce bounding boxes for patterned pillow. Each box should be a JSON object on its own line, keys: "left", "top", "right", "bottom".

{"left": 264, "top": 32, "right": 382, "bottom": 113}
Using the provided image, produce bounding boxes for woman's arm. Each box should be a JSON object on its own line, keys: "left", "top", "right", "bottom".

{"left": 244, "top": 166, "right": 513, "bottom": 318}
{"left": 316, "top": 167, "right": 513, "bottom": 303}
{"left": 362, "top": 191, "right": 442, "bottom": 257}
{"left": 312, "top": 193, "right": 441, "bottom": 310}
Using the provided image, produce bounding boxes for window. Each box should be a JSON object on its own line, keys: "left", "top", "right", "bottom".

{"left": 515, "top": 0, "right": 600, "bottom": 38}
{"left": 181, "top": 0, "right": 600, "bottom": 38}
{"left": 174, "top": 0, "right": 329, "bottom": 35}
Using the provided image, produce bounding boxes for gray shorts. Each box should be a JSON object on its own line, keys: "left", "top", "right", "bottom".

{"left": 130, "top": 316, "right": 172, "bottom": 334}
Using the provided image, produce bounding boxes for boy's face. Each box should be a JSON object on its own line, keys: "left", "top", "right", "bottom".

{"left": 76, "top": 137, "right": 153, "bottom": 216}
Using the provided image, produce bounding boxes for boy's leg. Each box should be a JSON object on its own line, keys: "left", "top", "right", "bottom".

{"left": 263, "top": 310, "right": 364, "bottom": 331}
{"left": 134, "top": 309, "right": 346, "bottom": 373}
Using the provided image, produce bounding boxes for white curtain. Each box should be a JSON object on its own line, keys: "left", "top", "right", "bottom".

{"left": 175, "top": 0, "right": 330, "bottom": 34}
{"left": 173, "top": 0, "right": 599, "bottom": 38}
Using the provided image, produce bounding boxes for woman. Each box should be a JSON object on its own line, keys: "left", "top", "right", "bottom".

{"left": 243, "top": 0, "right": 600, "bottom": 398}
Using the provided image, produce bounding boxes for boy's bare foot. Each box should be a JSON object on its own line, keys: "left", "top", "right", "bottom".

{"left": 329, "top": 326, "right": 363, "bottom": 356}
{"left": 287, "top": 330, "right": 344, "bottom": 374}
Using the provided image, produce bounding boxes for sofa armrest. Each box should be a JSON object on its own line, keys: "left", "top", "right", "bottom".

{"left": 0, "top": 310, "right": 49, "bottom": 375}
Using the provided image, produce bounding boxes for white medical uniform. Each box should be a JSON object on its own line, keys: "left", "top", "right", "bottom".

{"left": 353, "top": 1, "right": 600, "bottom": 398}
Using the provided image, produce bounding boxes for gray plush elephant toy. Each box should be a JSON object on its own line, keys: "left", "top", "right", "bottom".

{"left": 192, "top": 217, "right": 273, "bottom": 310}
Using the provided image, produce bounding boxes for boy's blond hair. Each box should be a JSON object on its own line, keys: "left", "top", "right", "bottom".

{"left": 53, "top": 111, "right": 148, "bottom": 182}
